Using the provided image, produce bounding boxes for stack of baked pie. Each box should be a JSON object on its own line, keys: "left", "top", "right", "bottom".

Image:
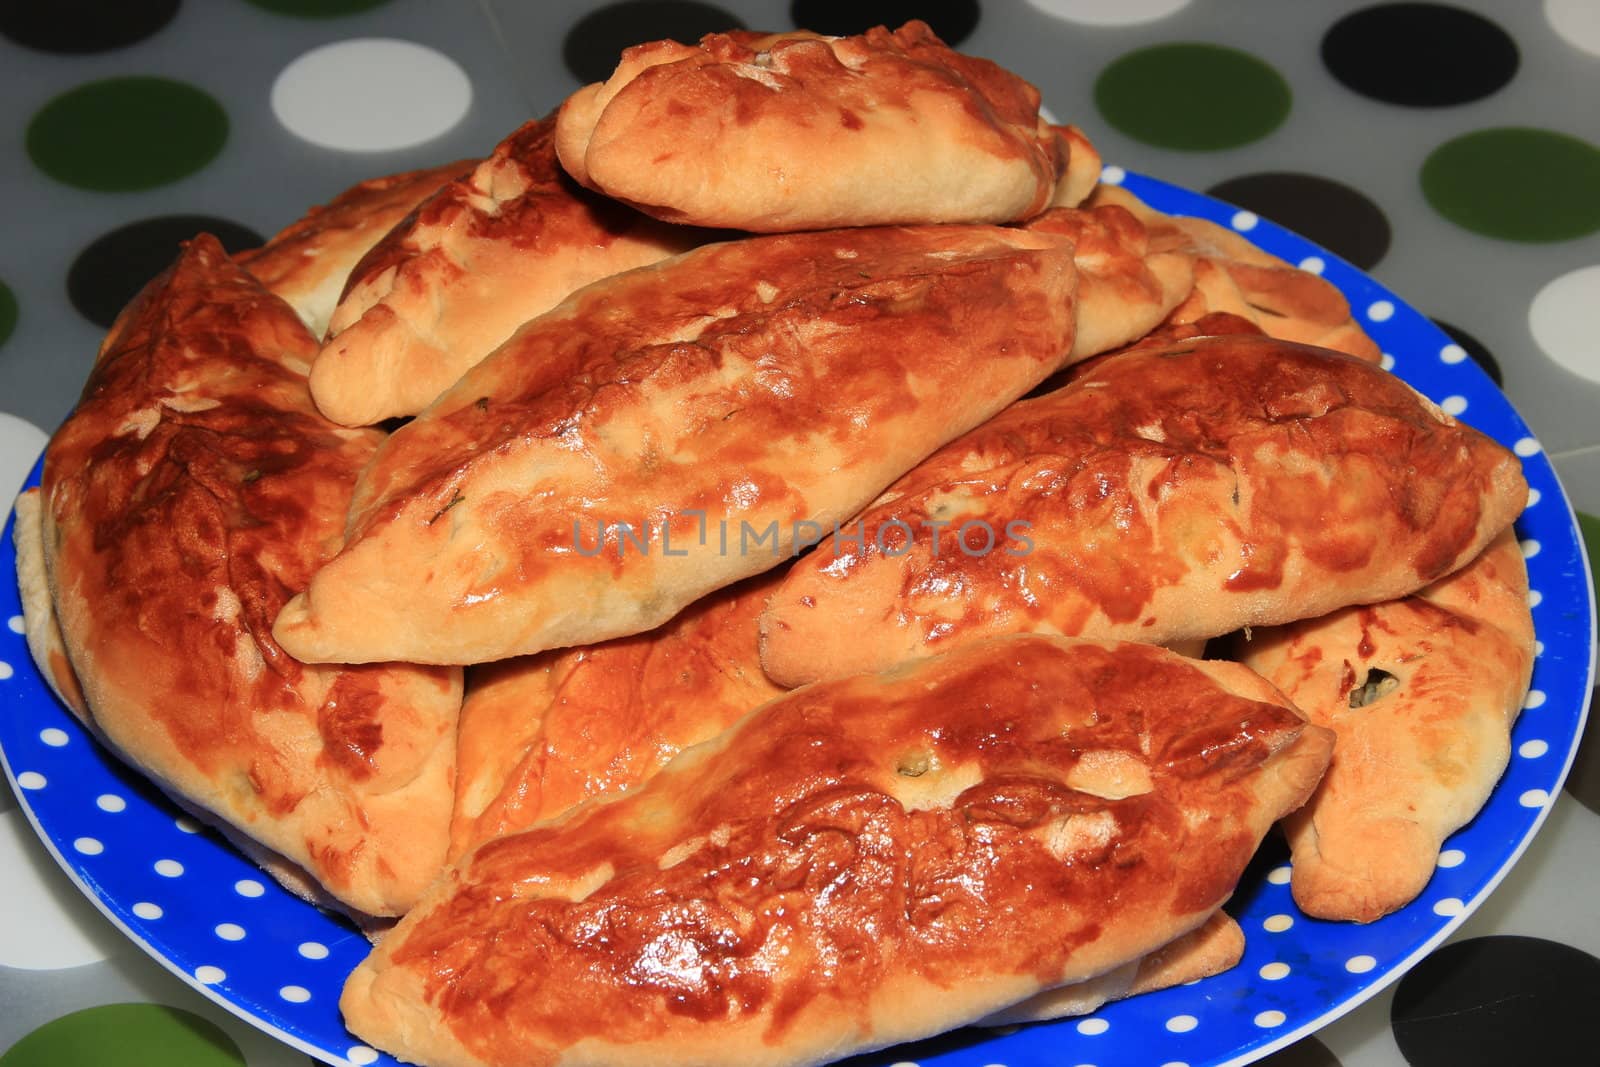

{"left": 13, "top": 21, "right": 1534, "bottom": 1067}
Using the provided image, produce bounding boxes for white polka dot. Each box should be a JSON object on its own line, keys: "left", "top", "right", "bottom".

{"left": 272, "top": 39, "right": 471, "bottom": 153}
{"left": 1536, "top": 639, "right": 1546, "bottom": 656}
{"left": 132, "top": 902, "right": 162, "bottom": 921}
{"left": 1263, "top": 913, "right": 1294, "bottom": 933}
{"left": 1077, "top": 1018, "right": 1110, "bottom": 1036}
{"left": 174, "top": 816, "right": 201, "bottom": 834}
{"left": 1437, "top": 849, "right": 1466, "bottom": 868}
{"left": 1231, "top": 210, "right": 1259, "bottom": 232}
{"left": 888, "top": 1062, "right": 921, "bottom": 1067}
{"left": 0, "top": 661, "right": 13, "bottom": 681}
{"left": 0, "top": 810, "right": 120, "bottom": 969}
{"left": 1524, "top": 689, "right": 1547, "bottom": 709}
{"left": 1440, "top": 342, "right": 1468, "bottom": 364}
{"left": 347, "top": 1049, "right": 380, "bottom": 1067}
{"left": 1521, "top": 539, "right": 1542, "bottom": 560}
{"left": 1529, "top": 589, "right": 1544, "bottom": 608}
{"left": 39, "top": 728, "right": 69, "bottom": 747}
{"left": 1434, "top": 897, "right": 1465, "bottom": 916}
{"left": 17, "top": 771, "right": 45, "bottom": 790}
{"left": 1381, "top": 352, "right": 1396, "bottom": 371}
{"left": 1367, "top": 300, "right": 1395, "bottom": 322}
{"left": 299, "top": 940, "right": 330, "bottom": 960}
{"left": 1346, "top": 954, "right": 1377, "bottom": 973}
{"left": 1255, "top": 1010, "right": 1286, "bottom": 1028}
{"left": 1298, "top": 256, "right": 1326, "bottom": 274}
{"left": 1024, "top": 0, "right": 1191, "bottom": 26}
{"left": 1520, "top": 738, "right": 1550, "bottom": 759}
{"left": 1159, "top": 1063, "right": 1191, "bottom": 1067}
{"left": 1530, "top": 264, "right": 1600, "bottom": 383}
{"left": 1548, "top": 0, "right": 1600, "bottom": 56}
{"left": 1259, "top": 962, "right": 1291, "bottom": 980}
{"left": 96, "top": 794, "right": 125, "bottom": 813}
{"left": 1520, "top": 788, "right": 1551, "bottom": 808}
{"left": 1514, "top": 436, "right": 1542, "bottom": 457}
{"left": 7, "top": 615, "right": 23, "bottom": 635}
{"left": 72, "top": 836, "right": 102, "bottom": 856}
{"left": 195, "top": 965, "right": 226, "bottom": 985}
{"left": 1100, "top": 164, "right": 1126, "bottom": 185}
{"left": 1440, "top": 395, "right": 1468, "bottom": 416}
{"left": 226, "top": 880, "right": 262, "bottom": 901}
{"left": 1528, "top": 488, "right": 1543, "bottom": 507}
{"left": 1267, "top": 864, "right": 1291, "bottom": 885}
{"left": 0, "top": 414, "right": 48, "bottom": 512}
{"left": 1165, "top": 1014, "right": 1198, "bottom": 1033}
{"left": 215, "top": 923, "right": 245, "bottom": 942}
{"left": 154, "top": 858, "right": 184, "bottom": 877}
{"left": 280, "top": 985, "right": 312, "bottom": 1003}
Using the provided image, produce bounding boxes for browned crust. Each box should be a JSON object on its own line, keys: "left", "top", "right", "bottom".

{"left": 342, "top": 635, "right": 1331, "bottom": 1067}
{"left": 40, "top": 236, "right": 462, "bottom": 916}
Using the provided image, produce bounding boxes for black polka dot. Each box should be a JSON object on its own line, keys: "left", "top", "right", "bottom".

{"left": 1392, "top": 936, "right": 1600, "bottom": 1065}
{"left": 1206, "top": 172, "right": 1392, "bottom": 271}
{"left": 68, "top": 216, "right": 263, "bottom": 329}
{"left": 1322, "top": 3, "right": 1518, "bottom": 107}
{"left": 1432, "top": 319, "right": 1503, "bottom": 387}
{"left": 1257, "top": 1034, "right": 1343, "bottom": 1067}
{"left": 562, "top": 1, "right": 746, "bottom": 85}
{"left": 0, "top": 0, "right": 179, "bottom": 54}
{"left": 789, "top": 0, "right": 980, "bottom": 45}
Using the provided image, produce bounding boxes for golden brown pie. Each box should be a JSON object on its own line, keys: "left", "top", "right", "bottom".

{"left": 272, "top": 223, "right": 1078, "bottom": 666}
{"left": 342, "top": 635, "right": 1332, "bottom": 1067}
{"left": 12, "top": 487, "right": 88, "bottom": 720}
{"left": 39, "top": 236, "right": 462, "bottom": 917}
{"left": 760, "top": 333, "right": 1527, "bottom": 687}
{"left": 238, "top": 160, "right": 472, "bottom": 338}
{"left": 311, "top": 116, "right": 700, "bottom": 426}
{"left": 1232, "top": 529, "right": 1535, "bottom": 922}
{"left": 555, "top": 22, "right": 1069, "bottom": 231}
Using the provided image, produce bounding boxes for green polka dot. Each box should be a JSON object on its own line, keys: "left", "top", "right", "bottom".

{"left": 0, "top": 280, "right": 15, "bottom": 350}
{"left": 1578, "top": 511, "right": 1600, "bottom": 594}
{"left": 1094, "top": 43, "right": 1291, "bottom": 152}
{"left": 27, "top": 77, "right": 228, "bottom": 192}
{"left": 1422, "top": 128, "right": 1600, "bottom": 242}
{"left": 244, "top": 0, "right": 392, "bottom": 14}
{"left": 0, "top": 1004, "right": 245, "bottom": 1067}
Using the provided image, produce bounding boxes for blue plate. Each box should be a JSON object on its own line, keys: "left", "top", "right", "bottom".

{"left": 1, "top": 171, "right": 1594, "bottom": 1067}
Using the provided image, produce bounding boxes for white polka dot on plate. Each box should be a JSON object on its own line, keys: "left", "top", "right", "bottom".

{"left": 1165, "top": 1014, "right": 1198, "bottom": 1033}
{"left": 1367, "top": 300, "right": 1395, "bottom": 322}
{"left": 348, "top": 1049, "right": 380, "bottom": 1067}
{"left": 1547, "top": 0, "right": 1600, "bottom": 56}
{"left": 1437, "top": 849, "right": 1465, "bottom": 868}
{"left": 272, "top": 39, "right": 472, "bottom": 152}
{"left": 1266, "top": 865, "right": 1291, "bottom": 885}
{"left": 195, "top": 965, "right": 226, "bottom": 985}
{"left": 174, "top": 816, "right": 201, "bottom": 834}
{"left": 234, "top": 878, "right": 265, "bottom": 898}
{"left": 1380, "top": 352, "right": 1396, "bottom": 371}
{"left": 1536, "top": 639, "right": 1546, "bottom": 656}
{"left": 215, "top": 923, "right": 245, "bottom": 942}
{"left": 1434, "top": 897, "right": 1465, "bottom": 917}
{"left": 154, "top": 858, "right": 184, "bottom": 877}
{"left": 280, "top": 984, "right": 312, "bottom": 1003}
{"left": 1100, "top": 164, "right": 1126, "bottom": 185}
{"left": 1297, "top": 255, "right": 1325, "bottom": 274}
{"left": 1520, "top": 788, "right": 1551, "bottom": 808}
{"left": 888, "top": 1062, "right": 921, "bottom": 1067}
{"left": 132, "top": 901, "right": 162, "bottom": 920}
{"left": 0, "top": 661, "right": 12, "bottom": 681}
{"left": 1023, "top": 0, "right": 1191, "bottom": 25}
{"left": 39, "top": 728, "right": 69, "bottom": 747}
{"left": 1263, "top": 913, "right": 1294, "bottom": 933}
{"left": 1230, "top": 210, "right": 1258, "bottom": 232}
{"left": 1255, "top": 1010, "right": 1286, "bottom": 1028}
{"left": 1440, "top": 395, "right": 1468, "bottom": 416}
{"left": 299, "top": 941, "right": 330, "bottom": 960}
{"left": 1159, "top": 1061, "right": 1191, "bottom": 1067}
{"left": 1525, "top": 689, "right": 1547, "bottom": 709}
{"left": 1346, "top": 954, "right": 1377, "bottom": 973}
{"left": 1440, "top": 342, "right": 1468, "bottom": 364}
{"left": 96, "top": 794, "right": 125, "bottom": 813}
{"left": 1521, "top": 539, "right": 1542, "bottom": 560}
{"left": 1528, "top": 488, "right": 1542, "bottom": 507}
{"left": 7, "top": 615, "right": 23, "bottom": 635}
{"left": 1077, "top": 1018, "right": 1109, "bottom": 1036}
{"left": 1529, "top": 589, "right": 1544, "bottom": 608}
{"left": 1520, "top": 738, "right": 1550, "bottom": 759}
{"left": 1530, "top": 264, "right": 1600, "bottom": 382}
{"left": 17, "top": 771, "right": 45, "bottom": 790}
{"left": 1514, "top": 437, "right": 1542, "bottom": 457}
{"left": 72, "top": 837, "right": 102, "bottom": 856}
{"left": 1259, "top": 962, "right": 1290, "bottom": 980}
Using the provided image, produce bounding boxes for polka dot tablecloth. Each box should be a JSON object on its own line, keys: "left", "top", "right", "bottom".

{"left": 1, "top": 2, "right": 1597, "bottom": 1067}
